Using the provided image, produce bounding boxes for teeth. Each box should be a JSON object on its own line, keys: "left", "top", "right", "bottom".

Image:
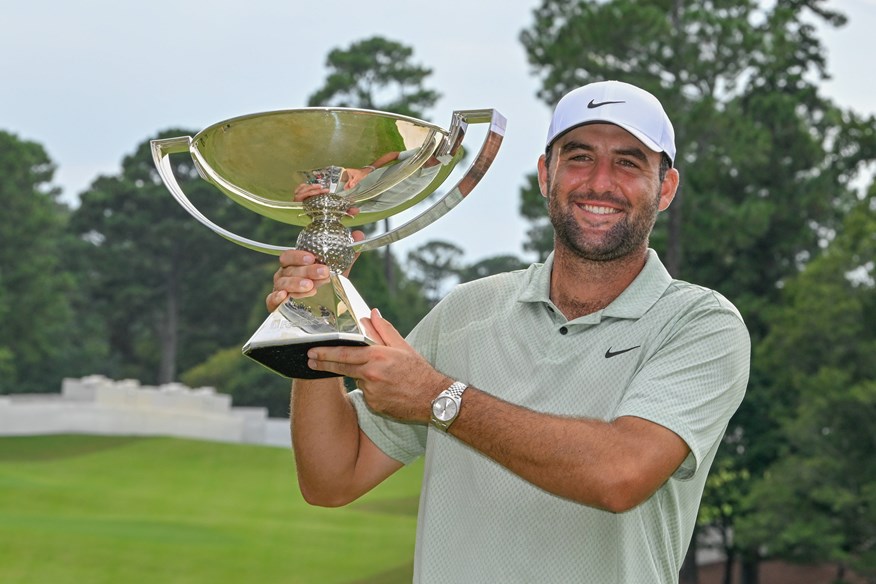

{"left": 582, "top": 204, "right": 619, "bottom": 215}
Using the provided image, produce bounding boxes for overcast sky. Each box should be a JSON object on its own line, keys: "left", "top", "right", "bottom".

{"left": 2, "top": 0, "right": 874, "bottom": 263}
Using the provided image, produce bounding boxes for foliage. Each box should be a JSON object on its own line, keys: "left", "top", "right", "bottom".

{"left": 67, "top": 130, "right": 275, "bottom": 385}
{"left": 308, "top": 36, "right": 440, "bottom": 119}
{"left": 736, "top": 193, "right": 876, "bottom": 578}
{"left": 0, "top": 434, "right": 423, "bottom": 583}
{"left": 406, "top": 240, "right": 465, "bottom": 305}
{"left": 458, "top": 254, "right": 530, "bottom": 283}
{"left": 180, "top": 347, "right": 292, "bottom": 418}
{"left": 0, "top": 131, "right": 83, "bottom": 393}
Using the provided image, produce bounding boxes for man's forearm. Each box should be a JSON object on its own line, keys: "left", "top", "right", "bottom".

{"left": 447, "top": 387, "right": 689, "bottom": 512}
{"left": 290, "top": 377, "right": 361, "bottom": 505}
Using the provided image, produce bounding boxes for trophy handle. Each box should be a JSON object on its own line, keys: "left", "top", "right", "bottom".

{"left": 150, "top": 136, "right": 290, "bottom": 255}
{"left": 352, "top": 109, "right": 507, "bottom": 253}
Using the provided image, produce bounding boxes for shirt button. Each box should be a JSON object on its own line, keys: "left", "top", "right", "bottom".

{"left": 559, "top": 326, "right": 568, "bottom": 335}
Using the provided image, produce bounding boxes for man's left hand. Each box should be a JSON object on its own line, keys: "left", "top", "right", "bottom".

{"left": 306, "top": 309, "right": 450, "bottom": 424}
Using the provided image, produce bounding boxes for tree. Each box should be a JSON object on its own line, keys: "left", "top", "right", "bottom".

{"left": 458, "top": 255, "right": 530, "bottom": 283}
{"left": 406, "top": 240, "right": 465, "bottom": 305}
{"left": 68, "top": 130, "right": 274, "bottom": 385}
{"left": 307, "top": 36, "right": 441, "bottom": 118}
{"left": 736, "top": 192, "right": 876, "bottom": 582}
{"left": 0, "top": 130, "right": 81, "bottom": 393}
{"left": 518, "top": 2, "right": 876, "bottom": 581}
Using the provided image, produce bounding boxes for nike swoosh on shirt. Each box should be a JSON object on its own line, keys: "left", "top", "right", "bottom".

{"left": 604, "top": 345, "right": 641, "bottom": 358}
{"left": 587, "top": 99, "right": 626, "bottom": 109}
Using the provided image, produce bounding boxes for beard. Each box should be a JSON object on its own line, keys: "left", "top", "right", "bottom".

{"left": 547, "top": 178, "right": 660, "bottom": 262}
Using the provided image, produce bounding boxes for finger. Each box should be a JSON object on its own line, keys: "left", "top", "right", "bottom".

{"left": 266, "top": 289, "right": 288, "bottom": 312}
{"left": 274, "top": 275, "right": 318, "bottom": 298}
{"left": 360, "top": 315, "right": 387, "bottom": 346}
{"left": 307, "top": 346, "right": 369, "bottom": 378}
{"left": 308, "top": 345, "right": 370, "bottom": 367}
{"left": 276, "top": 263, "right": 330, "bottom": 282}
{"left": 293, "top": 185, "right": 329, "bottom": 202}
{"left": 369, "top": 309, "right": 407, "bottom": 348}
{"left": 278, "top": 249, "right": 316, "bottom": 269}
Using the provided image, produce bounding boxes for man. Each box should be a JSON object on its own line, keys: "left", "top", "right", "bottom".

{"left": 268, "top": 80, "right": 750, "bottom": 583}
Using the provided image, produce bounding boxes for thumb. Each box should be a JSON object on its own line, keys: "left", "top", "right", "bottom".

{"left": 369, "top": 308, "right": 406, "bottom": 348}
{"left": 266, "top": 289, "right": 287, "bottom": 313}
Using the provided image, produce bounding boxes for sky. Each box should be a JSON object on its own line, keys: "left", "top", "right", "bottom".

{"left": 2, "top": 0, "right": 874, "bottom": 264}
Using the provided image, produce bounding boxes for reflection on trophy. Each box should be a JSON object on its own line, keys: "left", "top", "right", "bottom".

{"left": 151, "top": 107, "right": 505, "bottom": 378}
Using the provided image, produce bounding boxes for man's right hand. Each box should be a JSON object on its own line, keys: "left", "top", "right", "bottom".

{"left": 266, "top": 250, "right": 331, "bottom": 311}
{"left": 266, "top": 231, "right": 365, "bottom": 313}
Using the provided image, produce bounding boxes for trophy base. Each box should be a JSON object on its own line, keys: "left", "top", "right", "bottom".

{"left": 241, "top": 273, "right": 375, "bottom": 379}
{"left": 244, "top": 338, "right": 369, "bottom": 379}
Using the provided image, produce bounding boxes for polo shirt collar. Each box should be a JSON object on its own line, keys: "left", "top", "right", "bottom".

{"left": 517, "top": 249, "right": 673, "bottom": 321}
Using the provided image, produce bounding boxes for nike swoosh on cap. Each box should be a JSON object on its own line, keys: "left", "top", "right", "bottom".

{"left": 587, "top": 99, "right": 626, "bottom": 109}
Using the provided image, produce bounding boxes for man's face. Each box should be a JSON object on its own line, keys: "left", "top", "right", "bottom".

{"left": 538, "top": 123, "right": 678, "bottom": 262}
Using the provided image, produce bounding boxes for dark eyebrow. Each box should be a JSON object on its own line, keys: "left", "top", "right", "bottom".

{"left": 559, "top": 140, "right": 650, "bottom": 165}
{"left": 559, "top": 140, "right": 593, "bottom": 155}
{"left": 615, "top": 147, "right": 649, "bottom": 164}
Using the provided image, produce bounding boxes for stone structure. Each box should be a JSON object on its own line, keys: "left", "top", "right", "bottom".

{"left": 0, "top": 375, "right": 273, "bottom": 445}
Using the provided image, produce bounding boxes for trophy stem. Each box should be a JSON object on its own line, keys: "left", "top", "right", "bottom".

{"left": 296, "top": 192, "right": 355, "bottom": 272}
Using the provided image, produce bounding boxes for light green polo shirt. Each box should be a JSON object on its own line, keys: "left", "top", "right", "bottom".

{"left": 349, "top": 249, "right": 750, "bottom": 583}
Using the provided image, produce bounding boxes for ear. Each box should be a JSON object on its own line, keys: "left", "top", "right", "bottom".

{"left": 657, "top": 167, "right": 680, "bottom": 212}
{"left": 537, "top": 154, "right": 549, "bottom": 198}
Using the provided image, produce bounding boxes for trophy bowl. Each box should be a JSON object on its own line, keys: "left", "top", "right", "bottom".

{"left": 152, "top": 107, "right": 505, "bottom": 378}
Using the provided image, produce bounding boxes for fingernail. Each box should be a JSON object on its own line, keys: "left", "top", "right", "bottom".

{"left": 302, "top": 255, "right": 315, "bottom": 264}
{"left": 315, "top": 267, "right": 329, "bottom": 277}
{"left": 374, "top": 308, "right": 382, "bottom": 317}
{"left": 300, "top": 279, "right": 313, "bottom": 290}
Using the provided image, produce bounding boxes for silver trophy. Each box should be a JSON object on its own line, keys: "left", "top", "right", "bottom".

{"left": 151, "top": 108, "right": 505, "bottom": 378}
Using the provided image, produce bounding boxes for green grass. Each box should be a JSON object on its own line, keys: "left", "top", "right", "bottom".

{"left": 0, "top": 435, "right": 422, "bottom": 584}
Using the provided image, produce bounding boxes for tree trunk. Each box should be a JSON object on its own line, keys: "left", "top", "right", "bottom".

{"left": 722, "top": 547, "right": 735, "bottom": 584}
{"left": 158, "top": 268, "right": 179, "bottom": 384}
{"left": 739, "top": 554, "right": 759, "bottom": 584}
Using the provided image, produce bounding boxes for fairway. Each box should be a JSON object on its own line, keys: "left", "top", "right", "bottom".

{"left": 0, "top": 435, "right": 422, "bottom": 584}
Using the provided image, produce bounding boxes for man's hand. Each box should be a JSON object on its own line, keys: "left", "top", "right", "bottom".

{"left": 266, "top": 182, "right": 364, "bottom": 311}
{"left": 306, "top": 309, "right": 451, "bottom": 423}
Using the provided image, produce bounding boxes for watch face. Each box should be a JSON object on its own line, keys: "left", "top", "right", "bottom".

{"left": 432, "top": 396, "right": 458, "bottom": 422}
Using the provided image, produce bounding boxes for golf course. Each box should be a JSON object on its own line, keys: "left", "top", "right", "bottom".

{"left": 0, "top": 434, "right": 422, "bottom": 583}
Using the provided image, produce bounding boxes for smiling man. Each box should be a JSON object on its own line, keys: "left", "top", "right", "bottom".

{"left": 268, "top": 80, "right": 750, "bottom": 583}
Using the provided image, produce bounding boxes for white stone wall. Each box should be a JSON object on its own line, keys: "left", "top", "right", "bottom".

{"left": 0, "top": 375, "right": 272, "bottom": 445}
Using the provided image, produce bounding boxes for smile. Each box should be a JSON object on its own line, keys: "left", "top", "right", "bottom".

{"left": 581, "top": 204, "right": 621, "bottom": 215}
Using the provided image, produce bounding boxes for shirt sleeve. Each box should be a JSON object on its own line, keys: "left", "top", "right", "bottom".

{"left": 349, "top": 390, "right": 427, "bottom": 464}
{"left": 345, "top": 303, "right": 446, "bottom": 465}
{"left": 614, "top": 295, "right": 750, "bottom": 480}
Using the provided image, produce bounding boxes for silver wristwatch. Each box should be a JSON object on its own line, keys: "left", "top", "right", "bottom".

{"left": 430, "top": 381, "right": 468, "bottom": 432}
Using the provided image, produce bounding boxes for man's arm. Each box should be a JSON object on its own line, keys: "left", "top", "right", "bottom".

{"left": 307, "top": 311, "right": 690, "bottom": 513}
{"left": 446, "top": 389, "right": 688, "bottom": 512}
{"left": 290, "top": 377, "right": 402, "bottom": 507}
{"left": 269, "top": 247, "right": 402, "bottom": 507}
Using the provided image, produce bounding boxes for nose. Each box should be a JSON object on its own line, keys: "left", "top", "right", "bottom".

{"left": 589, "top": 158, "right": 616, "bottom": 193}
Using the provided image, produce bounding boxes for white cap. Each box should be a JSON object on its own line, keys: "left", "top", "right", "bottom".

{"left": 546, "top": 80, "right": 676, "bottom": 165}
